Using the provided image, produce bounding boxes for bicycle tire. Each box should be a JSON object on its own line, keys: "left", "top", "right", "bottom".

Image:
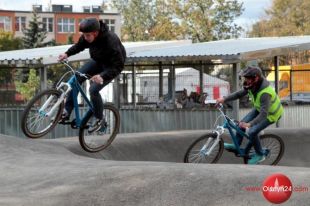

{"left": 243, "top": 134, "right": 284, "bottom": 165}
{"left": 78, "top": 104, "right": 120, "bottom": 152}
{"left": 21, "top": 89, "right": 64, "bottom": 138}
{"left": 184, "top": 133, "right": 224, "bottom": 163}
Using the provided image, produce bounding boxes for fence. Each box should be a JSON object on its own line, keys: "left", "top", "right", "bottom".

{"left": 1, "top": 105, "right": 309, "bottom": 138}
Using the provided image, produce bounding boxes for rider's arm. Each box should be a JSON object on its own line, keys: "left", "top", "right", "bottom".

{"left": 249, "top": 93, "right": 271, "bottom": 126}
{"left": 65, "top": 36, "right": 87, "bottom": 57}
{"left": 99, "top": 34, "right": 126, "bottom": 81}
{"left": 108, "top": 34, "right": 126, "bottom": 69}
{"left": 223, "top": 89, "right": 248, "bottom": 102}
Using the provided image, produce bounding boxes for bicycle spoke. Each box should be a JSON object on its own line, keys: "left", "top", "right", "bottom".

{"left": 184, "top": 134, "right": 223, "bottom": 164}
{"left": 251, "top": 134, "right": 284, "bottom": 165}
{"left": 79, "top": 105, "right": 120, "bottom": 152}
{"left": 21, "top": 89, "right": 63, "bottom": 138}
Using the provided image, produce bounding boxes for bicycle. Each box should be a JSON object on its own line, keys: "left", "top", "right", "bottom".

{"left": 184, "top": 103, "right": 284, "bottom": 165}
{"left": 21, "top": 60, "right": 120, "bottom": 152}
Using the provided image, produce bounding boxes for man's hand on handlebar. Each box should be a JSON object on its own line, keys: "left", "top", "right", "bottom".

{"left": 215, "top": 97, "right": 225, "bottom": 107}
{"left": 58, "top": 53, "right": 68, "bottom": 62}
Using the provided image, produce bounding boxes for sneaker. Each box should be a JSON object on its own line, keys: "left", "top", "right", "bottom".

{"left": 224, "top": 143, "right": 237, "bottom": 150}
{"left": 248, "top": 154, "right": 266, "bottom": 165}
{"left": 99, "top": 121, "right": 108, "bottom": 133}
{"left": 88, "top": 119, "right": 103, "bottom": 133}
{"left": 58, "top": 110, "right": 70, "bottom": 123}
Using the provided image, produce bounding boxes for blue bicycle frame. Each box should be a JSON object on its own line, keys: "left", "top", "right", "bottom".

{"left": 66, "top": 75, "right": 94, "bottom": 128}
{"left": 53, "top": 61, "right": 95, "bottom": 128}
{"left": 222, "top": 117, "right": 249, "bottom": 156}
{"left": 219, "top": 107, "right": 269, "bottom": 157}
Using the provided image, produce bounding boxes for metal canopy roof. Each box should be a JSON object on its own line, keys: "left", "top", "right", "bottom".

{"left": 0, "top": 40, "right": 191, "bottom": 67}
{"left": 127, "top": 36, "right": 310, "bottom": 63}
{"left": 1, "top": 36, "right": 310, "bottom": 66}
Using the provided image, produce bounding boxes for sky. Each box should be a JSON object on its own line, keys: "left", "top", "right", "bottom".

{"left": 236, "top": 0, "right": 272, "bottom": 29}
{"left": 0, "top": 0, "right": 272, "bottom": 28}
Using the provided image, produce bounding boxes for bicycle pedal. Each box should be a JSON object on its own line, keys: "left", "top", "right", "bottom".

{"left": 225, "top": 148, "right": 237, "bottom": 153}
{"left": 58, "top": 120, "right": 72, "bottom": 125}
{"left": 235, "top": 153, "right": 243, "bottom": 157}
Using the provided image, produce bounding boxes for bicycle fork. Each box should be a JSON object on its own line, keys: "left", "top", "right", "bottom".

{"left": 39, "top": 83, "right": 71, "bottom": 117}
{"left": 201, "top": 127, "right": 224, "bottom": 156}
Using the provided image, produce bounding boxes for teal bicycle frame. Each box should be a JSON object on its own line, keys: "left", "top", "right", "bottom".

{"left": 216, "top": 104, "right": 269, "bottom": 157}
{"left": 39, "top": 61, "right": 94, "bottom": 128}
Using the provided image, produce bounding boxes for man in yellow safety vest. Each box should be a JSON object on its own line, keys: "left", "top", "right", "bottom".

{"left": 216, "top": 66, "right": 283, "bottom": 164}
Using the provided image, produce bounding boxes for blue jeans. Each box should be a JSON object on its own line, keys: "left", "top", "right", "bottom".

{"left": 65, "top": 60, "right": 112, "bottom": 120}
{"left": 236, "top": 109, "right": 273, "bottom": 155}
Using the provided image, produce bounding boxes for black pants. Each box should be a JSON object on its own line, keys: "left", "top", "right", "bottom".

{"left": 65, "top": 59, "right": 112, "bottom": 120}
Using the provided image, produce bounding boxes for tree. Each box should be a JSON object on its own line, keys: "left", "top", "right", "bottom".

{"left": 112, "top": 0, "right": 154, "bottom": 41}
{"left": 248, "top": 0, "right": 310, "bottom": 37}
{"left": 15, "top": 69, "right": 40, "bottom": 101}
{"left": 0, "top": 30, "right": 23, "bottom": 51}
{"left": 171, "top": 0, "right": 244, "bottom": 42}
{"left": 22, "top": 10, "right": 47, "bottom": 48}
{"left": 112, "top": 0, "right": 244, "bottom": 42}
{"left": 17, "top": 9, "right": 47, "bottom": 101}
{"left": 0, "top": 31, "right": 23, "bottom": 93}
{"left": 148, "top": 0, "right": 184, "bottom": 40}
{"left": 212, "top": 0, "right": 244, "bottom": 40}
{"left": 247, "top": 0, "right": 310, "bottom": 67}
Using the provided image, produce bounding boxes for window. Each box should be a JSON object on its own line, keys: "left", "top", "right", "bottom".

{"left": 57, "top": 18, "right": 75, "bottom": 33}
{"left": 42, "top": 17, "right": 53, "bottom": 32}
{"left": 0, "top": 16, "right": 12, "bottom": 31}
{"left": 15, "top": 17, "right": 26, "bottom": 31}
{"left": 104, "top": 19, "right": 115, "bottom": 33}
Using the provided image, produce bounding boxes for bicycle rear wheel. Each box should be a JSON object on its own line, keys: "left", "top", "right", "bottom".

{"left": 78, "top": 104, "right": 120, "bottom": 152}
{"left": 21, "top": 89, "right": 64, "bottom": 138}
{"left": 243, "top": 134, "right": 284, "bottom": 165}
{"left": 184, "top": 133, "right": 224, "bottom": 163}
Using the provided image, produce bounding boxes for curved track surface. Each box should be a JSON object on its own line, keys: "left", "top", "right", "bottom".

{"left": 0, "top": 128, "right": 309, "bottom": 206}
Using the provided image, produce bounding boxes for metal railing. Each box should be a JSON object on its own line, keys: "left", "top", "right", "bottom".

{"left": 1, "top": 105, "right": 309, "bottom": 138}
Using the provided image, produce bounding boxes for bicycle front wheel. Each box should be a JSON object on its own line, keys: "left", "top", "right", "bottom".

{"left": 79, "top": 104, "right": 120, "bottom": 152}
{"left": 184, "top": 133, "right": 224, "bottom": 163}
{"left": 244, "top": 134, "right": 284, "bottom": 165}
{"left": 21, "top": 89, "right": 64, "bottom": 138}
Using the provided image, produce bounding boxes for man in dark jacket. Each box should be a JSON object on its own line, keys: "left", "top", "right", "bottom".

{"left": 216, "top": 66, "right": 283, "bottom": 164}
{"left": 58, "top": 17, "right": 126, "bottom": 132}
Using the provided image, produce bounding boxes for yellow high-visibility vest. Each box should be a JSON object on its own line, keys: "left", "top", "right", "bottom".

{"left": 248, "top": 86, "right": 284, "bottom": 122}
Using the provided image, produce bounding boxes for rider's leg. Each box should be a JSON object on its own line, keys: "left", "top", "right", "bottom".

{"left": 224, "top": 109, "right": 259, "bottom": 150}
{"left": 89, "top": 81, "right": 110, "bottom": 119}
{"left": 87, "top": 80, "right": 112, "bottom": 132}
{"left": 247, "top": 119, "right": 272, "bottom": 155}
{"left": 63, "top": 60, "right": 99, "bottom": 119}
{"left": 236, "top": 109, "right": 259, "bottom": 145}
{"left": 246, "top": 119, "right": 273, "bottom": 164}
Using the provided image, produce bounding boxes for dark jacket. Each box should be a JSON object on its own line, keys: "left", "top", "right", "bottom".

{"left": 65, "top": 21, "right": 126, "bottom": 81}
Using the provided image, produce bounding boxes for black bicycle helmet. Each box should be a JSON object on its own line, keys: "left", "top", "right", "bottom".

{"left": 241, "top": 66, "right": 262, "bottom": 78}
{"left": 79, "top": 18, "right": 100, "bottom": 33}
{"left": 241, "top": 66, "right": 263, "bottom": 90}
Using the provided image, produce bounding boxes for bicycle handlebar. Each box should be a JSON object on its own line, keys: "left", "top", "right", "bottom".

{"left": 59, "top": 60, "right": 91, "bottom": 80}
{"left": 215, "top": 102, "right": 240, "bottom": 126}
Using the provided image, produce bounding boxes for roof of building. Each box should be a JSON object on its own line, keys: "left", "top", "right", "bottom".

{"left": 127, "top": 36, "right": 310, "bottom": 63}
{"left": 0, "top": 40, "right": 192, "bottom": 67}
{"left": 1, "top": 36, "right": 310, "bottom": 67}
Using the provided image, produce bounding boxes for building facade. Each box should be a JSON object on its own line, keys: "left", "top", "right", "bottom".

{"left": 0, "top": 4, "right": 121, "bottom": 44}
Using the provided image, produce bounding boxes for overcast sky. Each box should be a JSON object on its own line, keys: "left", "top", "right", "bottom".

{"left": 0, "top": 0, "right": 272, "bottom": 27}
{"left": 236, "top": 0, "right": 272, "bottom": 28}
